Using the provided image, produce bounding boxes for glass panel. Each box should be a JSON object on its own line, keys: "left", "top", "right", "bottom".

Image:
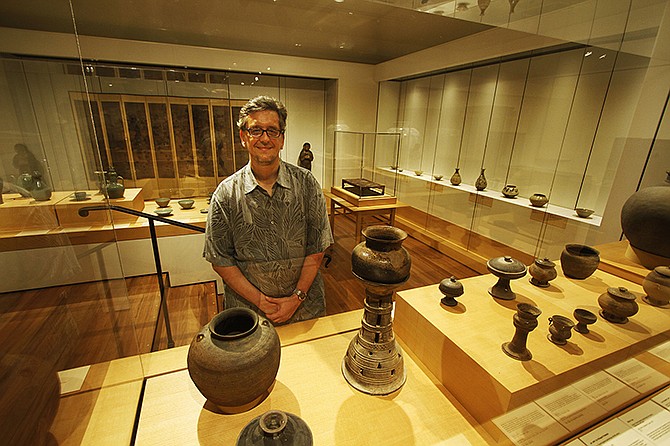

{"left": 149, "top": 102, "right": 175, "bottom": 178}
{"left": 101, "top": 100, "right": 132, "bottom": 179}
{"left": 213, "top": 103, "right": 234, "bottom": 178}
{"left": 192, "top": 103, "right": 214, "bottom": 177}
{"left": 232, "top": 105, "right": 248, "bottom": 170}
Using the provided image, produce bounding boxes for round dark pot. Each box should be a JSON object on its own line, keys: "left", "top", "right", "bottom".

{"left": 187, "top": 307, "right": 280, "bottom": 412}
{"left": 236, "top": 410, "right": 313, "bottom": 446}
{"left": 529, "top": 193, "right": 549, "bottom": 207}
{"left": 620, "top": 172, "right": 670, "bottom": 267}
{"left": 351, "top": 225, "right": 411, "bottom": 285}
{"left": 560, "top": 244, "right": 600, "bottom": 279}
{"left": 642, "top": 266, "right": 670, "bottom": 307}
{"left": 598, "top": 286, "right": 639, "bottom": 324}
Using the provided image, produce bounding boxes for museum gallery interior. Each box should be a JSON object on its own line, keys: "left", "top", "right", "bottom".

{"left": 1, "top": 0, "right": 669, "bottom": 444}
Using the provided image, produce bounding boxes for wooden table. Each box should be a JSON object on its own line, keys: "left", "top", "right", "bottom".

{"left": 325, "top": 190, "right": 409, "bottom": 242}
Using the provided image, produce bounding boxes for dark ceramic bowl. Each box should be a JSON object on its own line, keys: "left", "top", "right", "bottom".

{"left": 575, "top": 208, "right": 594, "bottom": 218}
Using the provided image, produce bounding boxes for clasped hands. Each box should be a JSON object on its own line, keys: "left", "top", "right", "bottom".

{"left": 258, "top": 292, "right": 301, "bottom": 324}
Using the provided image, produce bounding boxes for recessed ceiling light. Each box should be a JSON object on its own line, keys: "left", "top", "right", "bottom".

{"left": 334, "top": 0, "right": 344, "bottom": 3}
{"left": 585, "top": 51, "right": 593, "bottom": 57}
{"left": 599, "top": 54, "right": 606, "bottom": 59}
{"left": 294, "top": 43, "right": 302, "bottom": 47}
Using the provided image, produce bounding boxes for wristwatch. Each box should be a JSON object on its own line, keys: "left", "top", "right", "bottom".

{"left": 293, "top": 288, "right": 308, "bottom": 301}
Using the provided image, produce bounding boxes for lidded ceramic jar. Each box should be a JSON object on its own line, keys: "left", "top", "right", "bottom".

{"left": 529, "top": 193, "right": 549, "bottom": 208}
{"left": 642, "top": 266, "right": 670, "bottom": 307}
{"left": 598, "top": 286, "right": 639, "bottom": 324}
{"left": 560, "top": 244, "right": 600, "bottom": 279}
{"left": 502, "top": 184, "right": 519, "bottom": 198}
{"left": 439, "top": 276, "right": 464, "bottom": 307}
{"left": 528, "top": 258, "right": 557, "bottom": 288}
{"left": 487, "top": 255, "right": 527, "bottom": 300}
{"left": 187, "top": 307, "right": 280, "bottom": 412}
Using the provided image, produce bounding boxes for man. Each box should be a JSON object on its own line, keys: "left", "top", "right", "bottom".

{"left": 204, "top": 96, "right": 333, "bottom": 324}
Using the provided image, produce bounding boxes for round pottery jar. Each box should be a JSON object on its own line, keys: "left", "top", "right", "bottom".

{"left": 642, "top": 266, "right": 670, "bottom": 307}
{"left": 187, "top": 307, "right": 280, "bottom": 412}
{"left": 598, "top": 286, "right": 639, "bottom": 324}
{"left": 529, "top": 193, "right": 549, "bottom": 208}
{"left": 351, "top": 225, "right": 411, "bottom": 285}
{"left": 621, "top": 171, "right": 670, "bottom": 267}
{"left": 502, "top": 184, "right": 519, "bottom": 198}
{"left": 560, "top": 244, "right": 600, "bottom": 279}
{"left": 528, "top": 258, "right": 557, "bottom": 288}
{"left": 439, "top": 276, "right": 464, "bottom": 307}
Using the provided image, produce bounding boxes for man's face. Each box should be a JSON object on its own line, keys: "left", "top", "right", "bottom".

{"left": 240, "top": 110, "right": 284, "bottom": 167}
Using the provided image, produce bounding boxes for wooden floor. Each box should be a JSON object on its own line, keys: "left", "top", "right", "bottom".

{"left": 0, "top": 216, "right": 478, "bottom": 370}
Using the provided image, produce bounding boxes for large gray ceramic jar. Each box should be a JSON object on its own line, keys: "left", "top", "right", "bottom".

{"left": 351, "top": 225, "right": 411, "bottom": 285}
{"left": 187, "top": 307, "right": 280, "bottom": 412}
{"left": 620, "top": 172, "right": 670, "bottom": 267}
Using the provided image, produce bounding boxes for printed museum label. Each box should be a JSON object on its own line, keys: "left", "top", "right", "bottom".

{"left": 492, "top": 402, "right": 569, "bottom": 446}
{"left": 648, "top": 340, "right": 670, "bottom": 363}
{"left": 606, "top": 358, "right": 668, "bottom": 394}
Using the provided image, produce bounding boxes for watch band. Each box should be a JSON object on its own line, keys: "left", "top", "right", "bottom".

{"left": 293, "top": 288, "right": 308, "bottom": 301}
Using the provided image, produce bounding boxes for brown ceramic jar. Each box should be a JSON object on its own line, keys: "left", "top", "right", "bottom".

{"left": 642, "top": 266, "right": 670, "bottom": 307}
{"left": 598, "top": 286, "right": 639, "bottom": 324}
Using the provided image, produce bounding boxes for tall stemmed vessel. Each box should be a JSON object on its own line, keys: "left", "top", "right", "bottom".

{"left": 502, "top": 303, "right": 542, "bottom": 361}
{"left": 343, "top": 225, "right": 411, "bottom": 395}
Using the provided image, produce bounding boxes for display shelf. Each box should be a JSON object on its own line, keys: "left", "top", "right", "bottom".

{"left": 382, "top": 167, "right": 603, "bottom": 227}
{"left": 393, "top": 266, "right": 670, "bottom": 430}
{"left": 597, "top": 240, "right": 652, "bottom": 285}
{"left": 0, "top": 191, "right": 70, "bottom": 231}
{"left": 133, "top": 332, "right": 492, "bottom": 445}
{"left": 54, "top": 188, "right": 145, "bottom": 226}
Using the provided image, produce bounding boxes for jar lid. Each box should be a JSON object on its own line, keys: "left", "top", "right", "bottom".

{"left": 487, "top": 256, "right": 527, "bottom": 276}
{"left": 439, "top": 276, "right": 464, "bottom": 297}
{"left": 654, "top": 266, "right": 670, "bottom": 277}
{"left": 607, "top": 286, "right": 637, "bottom": 301}
{"left": 534, "top": 258, "right": 555, "bottom": 268}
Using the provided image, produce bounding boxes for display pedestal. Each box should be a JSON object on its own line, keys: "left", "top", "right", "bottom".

{"left": 55, "top": 188, "right": 145, "bottom": 226}
{"left": 394, "top": 266, "right": 670, "bottom": 427}
{"left": 331, "top": 186, "right": 396, "bottom": 207}
{"left": 0, "top": 191, "right": 70, "bottom": 231}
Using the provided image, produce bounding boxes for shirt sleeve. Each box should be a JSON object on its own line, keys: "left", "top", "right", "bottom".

{"left": 203, "top": 189, "right": 238, "bottom": 267}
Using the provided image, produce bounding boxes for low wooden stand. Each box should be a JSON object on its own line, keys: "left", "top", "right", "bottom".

{"left": 394, "top": 266, "right": 670, "bottom": 427}
{"left": 54, "top": 188, "right": 145, "bottom": 226}
{"left": 331, "top": 186, "right": 396, "bottom": 207}
{"left": 0, "top": 192, "right": 69, "bottom": 231}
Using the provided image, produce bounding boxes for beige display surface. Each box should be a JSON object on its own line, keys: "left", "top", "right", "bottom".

{"left": 394, "top": 267, "right": 670, "bottom": 427}
{"left": 0, "top": 191, "right": 69, "bottom": 231}
{"left": 331, "top": 185, "right": 397, "bottom": 207}
{"left": 597, "top": 240, "right": 652, "bottom": 285}
{"left": 54, "top": 188, "right": 145, "bottom": 226}
{"left": 134, "top": 332, "right": 491, "bottom": 446}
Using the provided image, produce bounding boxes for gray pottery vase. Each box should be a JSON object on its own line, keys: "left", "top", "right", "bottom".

{"left": 104, "top": 167, "right": 125, "bottom": 199}
{"left": 450, "top": 168, "right": 462, "bottom": 186}
{"left": 351, "top": 225, "right": 411, "bottom": 285}
{"left": 187, "top": 307, "right": 280, "bottom": 413}
{"left": 620, "top": 171, "right": 670, "bottom": 267}
{"left": 30, "top": 172, "right": 52, "bottom": 201}
{"left": 475, "top": 168, "right": 487, "bottom": 191}
{"left": 560, "top": 244, "right": 600, "bottom": 279}
{"left": 529, "top": 193, "right": 548, "bottom": 207}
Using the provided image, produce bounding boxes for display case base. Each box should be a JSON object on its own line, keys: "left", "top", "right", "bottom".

{"left": 394, "top": 266, "right": 670, "bottom": 425}
{"left": 54, "top": 188, "right": 145, "bottom": 226}
{"left": 331, "top": 186, "right": 396, "bottom": 207}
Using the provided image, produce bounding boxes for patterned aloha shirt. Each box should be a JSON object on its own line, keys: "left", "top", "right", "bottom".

{"left": 203, "top": 160, "right": 333, "bottom": 324}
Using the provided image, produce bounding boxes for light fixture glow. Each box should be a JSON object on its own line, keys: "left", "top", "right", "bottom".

{"left": 599, "top": 54, "right": 606, "bottom": 59}
{"left": 585, "top": 51, "right": 593, "bottom": 57}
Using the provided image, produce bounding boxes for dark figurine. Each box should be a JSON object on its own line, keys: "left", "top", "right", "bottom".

{"left": 298, "top": 142, "right": 314, "bottom": 171}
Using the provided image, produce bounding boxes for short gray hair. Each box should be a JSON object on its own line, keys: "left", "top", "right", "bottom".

{"left": 237, "top": 96, "right": 288, "bottom": 131}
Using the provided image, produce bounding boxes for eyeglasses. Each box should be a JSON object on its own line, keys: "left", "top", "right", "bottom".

{"left": 244, "top": 127, "right": 284, "bottom": 139}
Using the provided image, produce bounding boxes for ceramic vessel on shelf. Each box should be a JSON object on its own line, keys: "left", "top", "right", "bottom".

{"left": 154, "top": 207, "right": 173, "bottom": 217}
{"left": 528, "top": 258, "right": 557, "bottom": 288}
{"left": 529, "top": 193, "right": 549, "bottom": 208}
{"left": 573, "top": 308, "right": 597, "bottom": 334}
{"left": 502, "top": 184, "right": 519, "bottom": 198}
{"left": 621, "top": 171, "right": 670, "bottom": 268}
{"left": 575, "top": 208, "right": 594, "bottom": 218}
{"left": 73, "top": 191, "right": 87, "bottom": 201}
{"left": 178, "top": 199, "right": 195, "bottom": 209}
{"left": 414, "top": 170, "right": 423, "bottom": 176}
{"left": 236, "top": 410, "right": 313, "bottom": 446}
{"left": 155, "top": 197, "right": 170, "bottom": 208}
{"left": 598, "top": 286, "right": 639, "bottom": 324}
{"left": 439, "top": 276, "right": 464, "bottom": 307}
{"left": 187, "top": 307, "right": 280, "bottom": 413}
{"left": 502, "top": 303, "right": 542, "bottom": 361}
{"left": 104, "top": 167, "right": 125, "bottom": 199}
{"left": 450, "top": 167, "right": 462, "bottom": 186}
{"left": 560, "top": 244, "right": 600, "bottom": 279}
{"left": 475, "top": 168, "right": 487, "bottom": 191}
{"left": 344, "top": 225, "right": 409, "bottom": 395}
{"left": 17, "top": 172, "right": 35, "bottom": 191}
{"left": 487, "top": 255, "right": 527, "bottom": 300}
{"left": 547, "top": 315, "right": 575, "bottom": 345}
{"left": 642, "top": 266, "right": 670, "bottom": 307}
{"left": 30, "top": 171, "right": 52, "bottom": 201}
{"left": 433, "top": 175, "right": 443, "bottom": 181}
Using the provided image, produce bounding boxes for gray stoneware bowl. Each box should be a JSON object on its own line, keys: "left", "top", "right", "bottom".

{"left": 575, "top": 208, "right": 594, "bottom": 218}
{"left": 154, "top": 207, "right": 173, "bottom": 217}
{"left": 155, "top": 197, "right": 171, "bottom": 208}
{"left": 178, "top": 199, "right": 195, "bottom": 209}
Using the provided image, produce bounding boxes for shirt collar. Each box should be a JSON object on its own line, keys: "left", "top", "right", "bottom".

{"left": 242, "top": 160, "right": 291, "bottom": 195}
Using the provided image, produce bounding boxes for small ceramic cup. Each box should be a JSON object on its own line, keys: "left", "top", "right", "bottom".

{"left": 73, "top": 191, "right": 87, "bottom": 201}
{"left": 178, "top": 199, "right": 195, "bottom": 210}
{"left": 155, "top": 198, "right": 170, "bottom": 208}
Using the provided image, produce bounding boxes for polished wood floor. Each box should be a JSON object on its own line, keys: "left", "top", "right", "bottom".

{"left": 0, "top": 215, "right": 478, "bottom": 370}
